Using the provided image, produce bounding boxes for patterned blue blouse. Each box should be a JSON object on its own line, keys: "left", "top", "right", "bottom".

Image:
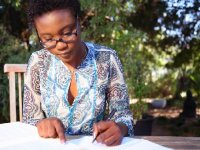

{"left": 23, "top": 42, "right": 134, "bottom": 136}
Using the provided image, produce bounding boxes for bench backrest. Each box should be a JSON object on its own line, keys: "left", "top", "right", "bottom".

{"left": 4, "top": 64, "right": 27, "bottom": 122}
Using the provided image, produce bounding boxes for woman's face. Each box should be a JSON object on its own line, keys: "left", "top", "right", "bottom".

{"left": 34, "top": 9, "right": 82, "bottom": 65}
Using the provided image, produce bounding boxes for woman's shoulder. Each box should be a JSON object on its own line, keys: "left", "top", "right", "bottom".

{"left": 86, "top": 42, "right": 117, "bottom": 57}
{"left": 85, "top": 42, "right": 122, "bottom": 68}
{"left": 28, "top": 49, "right": 52, "bottom": 63}
{"left": 26, "top": 49, "right": 52, "bottom": 71}
{"left": 31, "top": 49, "right": 51, "bottom": 58}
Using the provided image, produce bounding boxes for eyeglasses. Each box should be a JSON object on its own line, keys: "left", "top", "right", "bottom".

{"left": 39, "top": 18, "right": 79, "bottom": 49}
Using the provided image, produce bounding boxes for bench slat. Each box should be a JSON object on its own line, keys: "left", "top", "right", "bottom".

{"left": 4, "top": 64, "right": 27, "bottom": 73}
{"left": 4, "top": 64, "right": 27, "bottom": 122}
{"left": 9, "top": 72, "right": 17, "bottom": 122}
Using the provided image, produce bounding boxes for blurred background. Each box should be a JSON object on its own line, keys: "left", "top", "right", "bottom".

{"left": 0, "top": 0, "right": 199, "bottom": 136}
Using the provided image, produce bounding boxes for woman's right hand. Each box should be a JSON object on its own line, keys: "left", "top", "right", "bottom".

{"left": 36, "top": 117, "right": 66, "bottom": 143}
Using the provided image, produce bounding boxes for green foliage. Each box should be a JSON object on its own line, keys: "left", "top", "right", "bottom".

{"left": 80, "top": 1, "right": 152, "bottom": 120}
{"left": 127, "top": 50, "right": 150, "bottom": 120}
{"left": 80, "top": 0, "right": 153, "bottom": 98}
{"left": 129, "top": 0, "right": 200, "bottom": 101}
{"left": 0, "top": 0, "right": 28, "bottom": 39}
{"left": 0, "top": 25, "right": 32, "bottom": 122}
{"left": 1, "top": 0, "right": 25, "bottom": 10}
{"left": 130, "top": 101, "right": 148, "bottom": 120}
{"left": 148, "top": 71, "right": 177, "bottom": 98}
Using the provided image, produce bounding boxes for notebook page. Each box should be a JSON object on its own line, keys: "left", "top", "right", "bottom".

{"left": 0, "top": 122, "right": 39, "bottom": 148}
{"left": 66, "top": 136, "right": 173, "bottom": 150}
{"left": 0, "top": 122, "right": 173, "bottom": 150}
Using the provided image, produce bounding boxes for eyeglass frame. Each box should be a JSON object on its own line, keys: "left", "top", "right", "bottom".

{"left": 36, "top": 16, "right": 79, "bottom": 49}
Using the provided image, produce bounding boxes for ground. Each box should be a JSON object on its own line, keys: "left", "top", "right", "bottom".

{"left": 148, "top": 107, "right": 200, "bottom": 136}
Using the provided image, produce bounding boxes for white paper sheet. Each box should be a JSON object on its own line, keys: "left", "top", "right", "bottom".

{"left": 0, "top": 122, "right": 173, "bottom": 150}
{"left": 65, "top": 136, "right": 173, "bottom": 150}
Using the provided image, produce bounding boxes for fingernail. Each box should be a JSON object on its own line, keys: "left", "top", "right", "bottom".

{"left": 61, "top": 139, "right": 65, "bottom": 144}
{"left": 93, "top": 132, "right": 96, "bottom": 138}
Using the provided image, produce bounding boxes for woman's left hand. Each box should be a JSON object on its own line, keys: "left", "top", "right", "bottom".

{"left": 93, "top": 121, "right": 128, "bottom": 146}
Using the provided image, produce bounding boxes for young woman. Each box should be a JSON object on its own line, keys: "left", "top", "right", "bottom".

{"left": 23, "top": 0, "right": 133, "bottom": 146}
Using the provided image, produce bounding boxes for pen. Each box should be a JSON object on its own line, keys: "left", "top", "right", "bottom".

{"left": 92, "top": 108, "right": 117, "bottom": 143}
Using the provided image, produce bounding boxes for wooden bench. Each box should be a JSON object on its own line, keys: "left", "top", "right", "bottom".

{"left": 4, "top": 64, "right": 27, "bottom": 122}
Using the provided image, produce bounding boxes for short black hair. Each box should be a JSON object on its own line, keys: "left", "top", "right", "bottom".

{"left": 27, "top": 0, "right": 80, "bottom": 27}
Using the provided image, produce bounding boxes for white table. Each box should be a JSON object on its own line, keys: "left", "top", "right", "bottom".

{"left": 1, "top": 122, "right": 198, "bottom": 150}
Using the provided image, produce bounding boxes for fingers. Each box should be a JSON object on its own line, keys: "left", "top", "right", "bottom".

{"left": 109, "top": 138, "right": 122, "bottom": 146}
{"left": 105, "top": 135, "right": 121, "bottom": 146}
{"left": 93, "top": 121, "right": 123, "bottom": 146}
{"left": 54, "top": 120, "right": 66, "bottom": 143}
{"left": 36, "top": 120, "right": 49, "bottom": 138}
{"left": 36, "top": 118, "right": 65, "bottom": 143}
{"left": 93, "top": 121, "right": 111, "bottom": 143}
{"left": 96, "top": 126, "right": 114, "bottom": 143}
{"left": 93, "top": 123, "right": 98, "bottom": 138}
{"left": 94, "top": 121, "right": 112, "bottom": 132}
{"left": 47, "top": 121, "right": 57, "bottom": 138}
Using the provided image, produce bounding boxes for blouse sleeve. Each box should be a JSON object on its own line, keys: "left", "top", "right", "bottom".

{"left": 22, "top": 52, "right": 45, "bottom": 126}
{"left": 107, "top": 51, "right": 134, "bottom": 136}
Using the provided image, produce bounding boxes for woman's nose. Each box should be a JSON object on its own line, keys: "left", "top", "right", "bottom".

{"left": 56, "top": 40, "right": 68, "bottom": 51}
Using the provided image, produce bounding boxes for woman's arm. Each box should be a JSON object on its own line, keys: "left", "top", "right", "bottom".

{"left": 23, "top": 53, "right": 45, "bottom": 125}
{"left": 93, "top": 50, "right": 133, "bottom": 146}
{"left": 23, "top": 52, "right": 66, "bottom": 142}
{"left": 106, "top": 51, "right": 134, "bottom": 136}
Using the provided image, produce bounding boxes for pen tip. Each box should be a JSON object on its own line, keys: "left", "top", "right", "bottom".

{"left": 92, "top": 139, "right": 95, "bottom": 143}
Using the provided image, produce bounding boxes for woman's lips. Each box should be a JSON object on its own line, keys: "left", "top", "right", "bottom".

{"left": 58, "top": 51, "right": 71, "bottom": 57}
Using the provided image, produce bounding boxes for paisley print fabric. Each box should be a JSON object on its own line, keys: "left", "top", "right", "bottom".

{"left": 23, "top": 42, "right": 134, "bottom": 136}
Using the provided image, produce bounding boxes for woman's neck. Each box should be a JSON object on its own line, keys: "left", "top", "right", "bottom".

{"left": 64, "top": 42, "right": 87, "bottom": 72}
